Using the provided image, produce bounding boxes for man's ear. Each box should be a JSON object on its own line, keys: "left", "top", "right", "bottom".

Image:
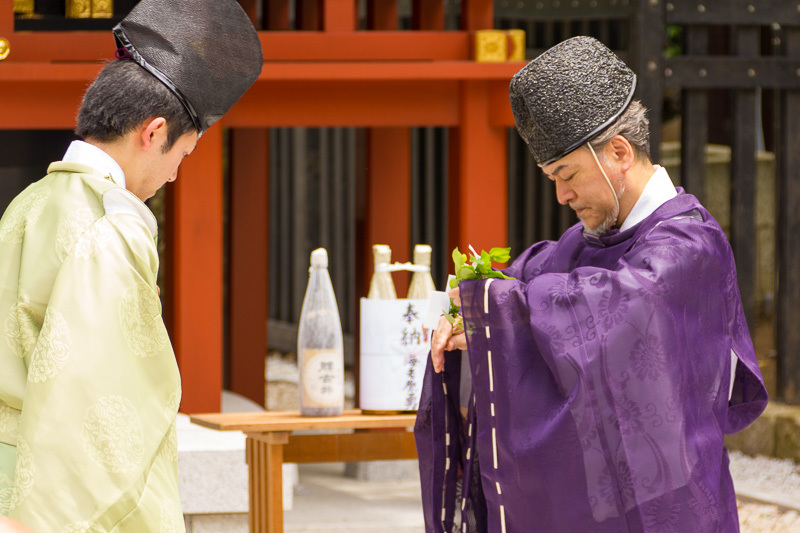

{"left": 606, "top": 135, "right": 635, "bottom": 171}
{"left": 139, "top": 117, "right": 168, "bottom": 150}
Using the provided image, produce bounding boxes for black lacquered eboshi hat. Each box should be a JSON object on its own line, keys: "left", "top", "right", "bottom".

{"left": 113, "top": 0, "right": 263, "bottom": 137}
{"left": 509, "top": 36, "right": 637, "bottom": 166}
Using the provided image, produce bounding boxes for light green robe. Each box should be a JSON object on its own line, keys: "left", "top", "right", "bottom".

{"left": 0, "top": 162, "right": 184, "bottom": 532}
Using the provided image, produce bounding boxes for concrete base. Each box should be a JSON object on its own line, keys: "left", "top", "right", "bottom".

{"left": 345, "top": 460, "right": 419, "bottom": 481}
{"left": 286, "top": 463, "right": 424, "bottom": 532}
{"left": 725, "top": 402, "right": 800, "bottom": 462}
{"left": 184, "top": 513, "right": 248, "bottom": 533}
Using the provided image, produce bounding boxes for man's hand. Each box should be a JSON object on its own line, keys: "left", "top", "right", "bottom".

{"left": 431, "top": 287, "right": 466, "bottom": 372}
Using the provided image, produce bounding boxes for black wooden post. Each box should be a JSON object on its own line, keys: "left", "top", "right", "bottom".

{"left": 631, "top": 0, "right": 665, "bottom": 164}
{"left": 731, "top": 26, "right": 759, "bottom": 332}
{"left": 680, "top": 26, "right": 709, "bottom": 201}
{"left": 777, "top": 27, "right": 800, "bottom": 401}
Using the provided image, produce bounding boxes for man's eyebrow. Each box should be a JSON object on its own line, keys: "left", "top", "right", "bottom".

{"left": 544, "top": 164, "right": 568, "bottom": 179}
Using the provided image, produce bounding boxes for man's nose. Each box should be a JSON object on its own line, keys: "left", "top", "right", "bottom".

{"left": 554, "top": 180, "right": 574, "bottom": 205}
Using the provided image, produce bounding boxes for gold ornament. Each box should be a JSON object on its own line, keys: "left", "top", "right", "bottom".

{"left": 507, "top": 30, "right": 526, "bottom": 62}
{"left": 0, "top": 39, "right": 10, "bottom": 62}
{"left": 66, "top": 0, "right": 92, "bottom": 19}
{"left": 473, "top": 30, "right": 508, "bottom": 63}
{"left": 13, "top": 0, "right": 35, "bottom": 15}
{"left": 92, "top": 0, "right": 113, "bottom": 18}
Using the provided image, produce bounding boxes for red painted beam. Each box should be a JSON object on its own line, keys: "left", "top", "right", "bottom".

{"left": 3, "top": 32, "right": 471, "bottom": 62}
{"left": 0, "top": 60, "right": 520, "bottom": 81}
{"left": 0, "top": 75, "right": 517, "bottom": 130}
{"left": 228, "top": 129, "right": 269, "bottom": 407}
{"left": 222, "top": 80, "right": 462, "bottom": 127}
{"left": 0, "top": 77, "right": 515, "bottom": 130}
{"left": 255, "top": 61, "right": 520, "bottom": 80}
{"left": 170, "top": 125, "right": 225, "bottom": 414}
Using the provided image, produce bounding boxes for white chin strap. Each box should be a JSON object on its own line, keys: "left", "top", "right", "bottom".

{"left": 587, "top": 143, "right": 620, "bottom": 224}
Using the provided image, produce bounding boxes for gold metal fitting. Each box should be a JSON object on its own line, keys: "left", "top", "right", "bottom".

{"left": 66, "top": 0, "right": 92, "bottom": 18}
{"left": 506, "top": 30, "right": 526, "bottom": 62}
{"left": 13, "top": 0, "right": 34, "bottom": 14}
{"left": 92, "top": 0, "right": 114, "bottom": 19}
{"left": 0, "top": 38, "right": 10, "bottom": 62}
{"left": 473, "top": 29, "right": 527, "bottom": 63}
{"left": 474, "top": 30, "right": 508, "bottom": 63}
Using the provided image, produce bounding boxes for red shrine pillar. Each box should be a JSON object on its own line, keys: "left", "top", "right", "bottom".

{"left": 169, "top": 124, "right": 225, "bottom": 413}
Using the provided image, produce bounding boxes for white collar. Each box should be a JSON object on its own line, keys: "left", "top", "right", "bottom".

{"left": 62, "top": 140, "right": 126, "bottom": 188}
{"left": 619, "top": 165, "right": 677, "bottom": 231}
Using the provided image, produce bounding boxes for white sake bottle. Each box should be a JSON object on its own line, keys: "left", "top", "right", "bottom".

{"left": 297, "top": 248, "right": 344, "bottom": 417}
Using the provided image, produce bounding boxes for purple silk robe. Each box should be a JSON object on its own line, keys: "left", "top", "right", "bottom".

{"left": 415, "top": 191, "right": 767, "bottom": 532}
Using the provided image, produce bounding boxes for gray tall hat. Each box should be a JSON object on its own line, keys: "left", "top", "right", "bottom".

{"left": 113, "top": 0, "right": 263, "bottom": 137}
{"left": 509, "top": 36, "right": 636, "bottom": 166}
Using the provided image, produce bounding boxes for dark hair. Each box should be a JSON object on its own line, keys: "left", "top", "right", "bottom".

{"left": 75, "top": 59, "right": 195, "bottom": 152}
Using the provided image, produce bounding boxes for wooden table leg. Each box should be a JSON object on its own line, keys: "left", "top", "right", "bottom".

{"left": 246, "top": 432, "right": 289, "bottom": 533}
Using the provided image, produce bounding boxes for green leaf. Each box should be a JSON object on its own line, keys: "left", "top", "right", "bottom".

{"left": 476, "top": 262, "right": 492, "bottom": 276}
{"left": 452, "top": 248, "right": 465, "bottom": 271}
{"left": 448, "top": 300, "right": 460, "bottom": 316}
{"left": 489, "top": 247, "right": 511, "bottom": 263}
{"left": 458, "top": 266, "right": 477, "bottom": 280}
{"left": 444, "top": 312, "right": 455, "bottom": 324}
{"left": 450, "top": 244, "right": 515, "bottom": 285}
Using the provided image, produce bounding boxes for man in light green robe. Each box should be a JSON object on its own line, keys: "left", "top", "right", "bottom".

{"left": 0, "top": 0, "right": 262, "bottom": 530}
{"left": 0, "top": 141, "right": 185, "bottom": 532}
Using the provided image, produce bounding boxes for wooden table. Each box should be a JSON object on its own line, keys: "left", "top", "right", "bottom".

{"left": 190, "top": 409, "right": 417, "bottom": 533}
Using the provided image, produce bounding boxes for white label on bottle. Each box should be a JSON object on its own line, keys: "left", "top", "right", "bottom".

{"left": 300, "top": 348, "right": 344, "bottom": 408}
{"left": 360, "top": 298, "right": 429, "bottom": 411}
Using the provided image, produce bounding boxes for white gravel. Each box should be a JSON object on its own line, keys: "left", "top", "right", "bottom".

{"left": 729, "top": 450, "right": 800, "bottom": 511}
{"left": 730, "top": 450, "right": 800, "bottom": 532}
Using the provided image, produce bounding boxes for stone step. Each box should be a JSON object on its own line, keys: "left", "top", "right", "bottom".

{"left": 725, "top": 401, "right": 800, "bottom": 463}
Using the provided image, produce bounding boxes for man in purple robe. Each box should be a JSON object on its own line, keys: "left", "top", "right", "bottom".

{"left": 415, "top": 36, "right": 767, "bottom": 532}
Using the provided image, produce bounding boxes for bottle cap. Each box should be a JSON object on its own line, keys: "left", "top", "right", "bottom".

{"left": 413, "top": 244, "right": 432, "bottom": 266}
{"left": 372, "top": 244, "right": 392, "bottom": 265}
{"left": 310, "top": 248, "right": 328, "bottom": 268}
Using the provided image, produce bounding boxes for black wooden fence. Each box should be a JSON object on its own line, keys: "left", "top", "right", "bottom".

{"left": 647, "top": 1, "right": 800, "bottom": 401}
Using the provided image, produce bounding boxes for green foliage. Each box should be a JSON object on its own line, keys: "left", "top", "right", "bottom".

{"left": 444, "top": 246, "right": 514, "bottom": 329}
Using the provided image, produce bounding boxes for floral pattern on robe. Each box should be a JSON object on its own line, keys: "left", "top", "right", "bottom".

{"left": 0, "top": 163, "right": 184, "bottom": 532}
